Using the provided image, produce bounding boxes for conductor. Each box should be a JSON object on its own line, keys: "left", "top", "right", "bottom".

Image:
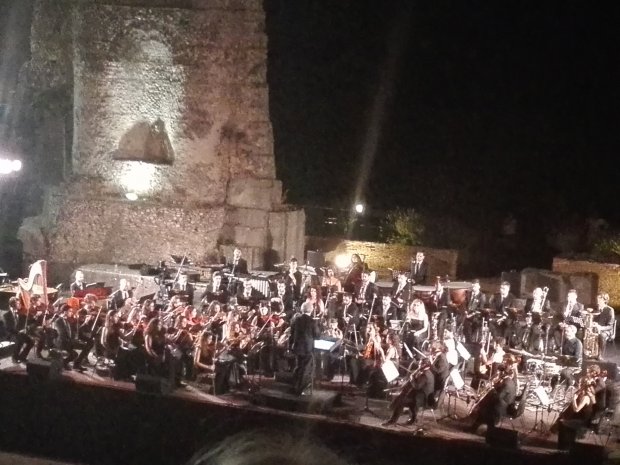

{"left": 290, "top": 301, "right": 320, "bottom": 395}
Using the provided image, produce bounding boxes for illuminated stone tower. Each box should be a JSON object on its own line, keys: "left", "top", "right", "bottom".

{"left": 19, "top": 0, "right": 304, "bottom": 273}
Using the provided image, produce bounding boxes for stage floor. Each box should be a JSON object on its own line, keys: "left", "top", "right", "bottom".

{"left": 2, "top": 344, "right": 619, "bottom": 463}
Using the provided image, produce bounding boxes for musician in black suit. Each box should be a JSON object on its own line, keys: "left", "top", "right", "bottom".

{"left": 108, "top": 278, "right": 133, "bottom": 310}
{"left": 552, "top": 289, "right": 585, "bottom": 349}
{"left": 372, "top": 294, "right": 400, "bottom": 330}
{"left": 271, "top": 280, "right": 295, "bottom": 321}
{"left": 5, "top": 297, "right": 34, "bottom": 363}
{"left": 236, "top": 280, "right": 261, "bottom": 308}
{"left": 337, "top": 292, "right": 360, "bottom": 334}
{"left": 594, "top": 292, "right": 615, "bottom": 359}
{"left": 391, "top": 271, "right": 411, "bottom": 316}
{"left": 410, "top": 252, "right": 429, "bottom": 285}
{"left": 290, "top": 301, "right": 320, "bottom": 395}
{"left": 434, "top": 280, "right": 452, "bottom": 342}
{"left": 53, "top": 304, "right": 77, "bottom": 369}
{"left": 224, "top": 248, "right": 249, "bottom": 294}
{"left": 200, "top": 271, "right": 229, "bottom": 305}
{"left": 551, "top": 324, "right": 583, "bottom": 389}
{"left": 284, "top": 257, "right": 303, "bottom": 302}
{"left": 70, "top": 270, "right": 86, "bottom": 296}
{"left": 354, "top": 270, "right": 377, "bottom": 311}
{"left": 172, "top": 273, "right": 195, "bottom": 305}
{"left": 487, "top": 281, "right": 516, "bottom": 338}
{"left": 464, "top": 279, "right": 487, "bottom": 343}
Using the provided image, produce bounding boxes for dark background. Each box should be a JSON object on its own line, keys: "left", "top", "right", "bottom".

{"left": 265, "top": 1, "right": 620, "bottom": 220}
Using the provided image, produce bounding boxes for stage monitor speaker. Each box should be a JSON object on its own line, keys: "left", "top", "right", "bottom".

{"left": 583, "top": 360, "right": 618, "bottom": 381}
{"left": 0, "top": 340, "right": 15, "bottom": 359}
{"left": 306, "top": 250, "right": 325, "bottom": 270}
{"left": 485, "top": 427, "right": 519, "bottom": 450}
{"left": 135, "top": 374, "right": 174, "bottom": 396}
{"left": 27, "top": 358, "right": 62, "bottom": 383}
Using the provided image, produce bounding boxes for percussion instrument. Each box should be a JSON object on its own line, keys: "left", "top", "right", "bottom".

{"left": 543, "top": 362, "right": 561, "bottom": 376}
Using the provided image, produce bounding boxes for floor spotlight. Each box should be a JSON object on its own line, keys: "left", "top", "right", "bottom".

{"left": 354, "top": 203, "right": 365, "bottom": 214}
{"left": 125, "top": 192, "right": 139, "bottom": 201}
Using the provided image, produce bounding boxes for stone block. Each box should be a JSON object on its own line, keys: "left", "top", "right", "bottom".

{"left": 232, "top": 226, "right": 267, "bottom": 249}
{"left": 520, "top": 267, "right": 598, "bottom": 307}
{"left": 227, "top": 178, "right": 275, "bottom": 210}
{"left": 553, "top": 258, "right": 620, "bottom": 308}
{"left": 227, "top": 208, "right": 268, "bottom": 229}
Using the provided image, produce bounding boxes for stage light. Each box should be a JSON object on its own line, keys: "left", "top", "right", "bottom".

{"left": 335, "top": 254, "right": 350, "bottom": 270}
{"left": 0, "top": 158, "right": 22, "bottom": 175}
{"left": 354, "top": 203, "right": 365, "bottom": 214}
{"left": 118, "top": 162, "right": 159, "bottom": 195}
{"left": 125, "top": 192, "right": 139, "bottom": 201}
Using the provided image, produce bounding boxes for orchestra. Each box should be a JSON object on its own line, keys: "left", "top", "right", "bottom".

{"left": 1, "top": 254, "right": 618, "bottom": 444}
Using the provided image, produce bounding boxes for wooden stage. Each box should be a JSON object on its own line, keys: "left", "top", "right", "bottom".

{"left": 0, "top": 347, "right": 619, "bottom": 465}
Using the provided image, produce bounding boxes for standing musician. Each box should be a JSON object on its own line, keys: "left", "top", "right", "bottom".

{"left": 391, "top": 271, "right": 411, "bottom": 316}
{"left": 285, "top": 257, "right": 303, "bottom": 302}
{"left": 271, "top": 280, "right": 294, "bottom": 320}
{"left": 552, "top": 289, "right": 585, "bottom": 349}
{"left": 463, "top": 279, "right": 486, "bottom": 343}
{"left": 236, "top": 280, "right": 261, "bottom": 308}
{"left": 521, "top": 287, "right": 550, "bottom": 354}
{"left": 433, "top": 279, "right": 452, "bottom": 341}
{"left": 410, "top": 252, "right": 429, "bottom": 285}
{"left": 70, "top": 270, "right": 86, "bottom": 296}
{"left": 343, "top": 253, "right": 365, "bottom": 293}
{"left": 290, "top": 301, "right": 320, "bottom": 395}
{"left": 223, "top": 247, "right": 249, "bottom": 294}
{"left": 468, "top": 354, "right": 519, "bottom": 433}
{"left": 349, "top": 321, "right": 384, "bottom": 387}
{"left": 401, "top": 299, "right": 429, "bottom": 355}
{"left": 337, "top": 291, "right": 360, "bottom": 337}
{"left": 354, "top": 270, "right": 377, "bottom": 318}
{"left": 487, "top": 281, "right": 516, "bottom": 338}
{"left": 593, "top": 292, "right": 615, "bottom": 360}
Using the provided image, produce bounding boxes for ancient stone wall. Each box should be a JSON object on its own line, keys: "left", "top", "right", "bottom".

{"left": 553, "top": 258, "right": 620, "bottom": 308}
{"left": 18, "top": 0, "right": 305, "bottom": 278}
{"left": 305, "top": 237, "right": 459, "bottom": 281}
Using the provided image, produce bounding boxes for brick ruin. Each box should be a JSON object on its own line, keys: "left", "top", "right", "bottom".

{"left": 16, "top": 0, "right": 305, "bottom": 279}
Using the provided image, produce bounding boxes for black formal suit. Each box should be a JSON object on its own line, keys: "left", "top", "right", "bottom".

{"left": 109, "top": 289, "right": 133, "bottom": 310}
{"left": 488, "top": 293, "right": 517, "bottom": 317}
{"left": 290, "top": 313, "right": 320, "bottom": 394}
{"left": 386, "top": 368, "right": 435, "bottom": 424}
{"left": 236, "top": 288, "right": 261, "bottom": 308}
{"left": 391, "top": 281, "right": 412, "bottom": 309}
{"left": 225, "top": 258, "right": 248, "bottom": 276}
{"left": 172, "top": 282, "right": 195, "bottom": 304}
{"left": 431, "top": 352, "right": 450, "bottom": 391}
{"left": 372, "top": 302, "right": 400, "bottom": 328}
{"left": 524, "top": 298, "right": 551, "bottom": 314}
{"left": 557, "top": 301, "right": 585, "bottom": 323}
{"left": 53, "top": 315, "right": 77, "bottom": 366}
{"left": 467, "top": 291, "right": 487, "bottom": 313}
{"left": 70, "top": 281, "right": 86, "bottom": 296}
{"left": 285, "top": 270, "right": 303, "bottom": 301}
{"left": 200, "top": 283, "right": 229, "bottom": 305}
{"left": 271, "top": 293, "right": 295, "bottom": 321}
{"left": 337, "top": 301, "right": 360, "bottom": 331}
{"left": 410, "top": 261, "right": 429, "bottom": 285}
{"left": 6, "top": 310, "right": 34, "bottom": 362}
{"left": 472, "top": 376, "right": 517, "bottom": 430}
{"left": 354, "top": 281, "right": 377, "bottom": 307}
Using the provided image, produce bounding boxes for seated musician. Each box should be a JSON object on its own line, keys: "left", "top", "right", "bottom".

{"left": 470, "top": 336, "right": 506, "bottom": 390}
{"left": 402, "top": 299, "right": 429, "bottom": 355}
{"left": 194, "top": 331, "right": 217, "bottom": 379}
{"left": 551, "top": 324, "right": 583, "bottom": 389}
{"left": 390, "top": 271, "right": 411, "bottom": 312}
{"left": 249, "top": 302, "right": 279, "bottom": 377}
{"left": 321, "top": 267, "right": 342, "bottom": 293}
{"left": 469, "top": 354, "right": 519, "bottom": 433}
{"left": 101, "top": 309, "right": 123, "bottom": 362}
{"left": 168, "top": 314, "right": 196, "bottom": 382}
{"left": 550, "top": 375, "right": 597, "bottom": 438}
{"left": 372, "top": 294, "right": 399, "bottom": 331}
{"left": 304, "top": 286, "right": 326, "bottom": 319}
{"left": 237, "top": 280, "right": 261, "bottom": 308}
{"left": 70, "top": 270, "right": 86, "bottom": 296}
{"left": 524, "top": 287, "right": 551, "bottom": 314}
{"left": 200, "top": 271, "right": 229, "bottom": 305}
{"left": 5, "top": 296, "right": 34, "bottom": 363}
{"left": 172, "top": 273, "right": 195, "bottom": 305}
{"left": 319, "top": 318, "right": 344, "bottom": 381}
{"left": 225, "top": 247, "right": 249, "bottom": 276}
{"left": 382, "top": 356, "right": 435, "bottom": 426}
{"left": 52, "top": 304, "right": 78, "bottom": 370}
{"left": 593, "top": 292, "right": 615, "bottom": 360}
{"left": 108, "top": 279, "right": 133, "bottom": 311}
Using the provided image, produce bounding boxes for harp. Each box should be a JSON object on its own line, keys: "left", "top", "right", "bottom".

{"left": 17, "top": 260, "right": 51, "bottom": 313}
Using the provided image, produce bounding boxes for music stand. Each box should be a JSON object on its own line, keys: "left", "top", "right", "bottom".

{"left": 527, "top": 385, "right": 551, "bottom": 435}
{"left": 313, "top": 338, "right": 339, "bottom": 393}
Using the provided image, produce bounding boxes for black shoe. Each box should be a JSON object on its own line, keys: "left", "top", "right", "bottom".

{"left": 11, "top": 357, "right": 19, "bottom": 364}
{"left": 405, "top": 417, "right": 416, "bottom": 425}
{"left": 73, "top": 364, "right": 86, "bottom": 373}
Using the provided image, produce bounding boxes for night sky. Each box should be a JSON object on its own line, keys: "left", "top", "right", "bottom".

{"left": 265, "top": 1, "right": 620, "bottom": 227}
